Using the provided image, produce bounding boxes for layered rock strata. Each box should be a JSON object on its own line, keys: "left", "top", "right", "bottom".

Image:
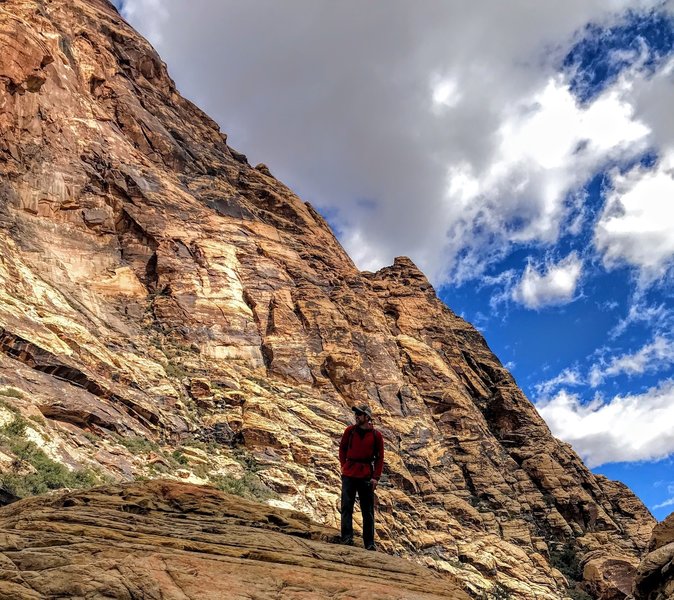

{"left": 0, "top": 479, "right": 471, "bottom": 599}
{"left": 0, "top": 1, "right": 656, "bottom": 598}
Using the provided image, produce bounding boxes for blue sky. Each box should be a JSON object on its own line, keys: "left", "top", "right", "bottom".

{"left": 441, "top": 10, "right": 674, "bottom": 519}
{"left": 114, "top": 1, "right": 674, "bottom": 519}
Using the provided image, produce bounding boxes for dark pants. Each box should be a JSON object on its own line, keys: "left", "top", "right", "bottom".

{"left": 340, "top": 475, "right": 375, "bottom": 548}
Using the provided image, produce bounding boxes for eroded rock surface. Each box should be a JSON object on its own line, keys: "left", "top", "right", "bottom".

{"left": 0, "top": 479, "right": 470, "bottom": 599}
{"left": 0, "top": 1, "right": 656, "bottom": 598}
{"left": 633, "top": 513, "right": 674, "bottom": 600}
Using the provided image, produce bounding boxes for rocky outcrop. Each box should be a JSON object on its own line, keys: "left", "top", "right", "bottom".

{"left": 633, "top": 513, "right": 674, "bottom": 600}
{"left": 0, "top": 1, "right": 656, "bottom": 598}
{"left": 0, "top": 479, "right": 470, "bottom": 599}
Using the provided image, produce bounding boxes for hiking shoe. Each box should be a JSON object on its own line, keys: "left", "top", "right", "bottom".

{"left": 340, "top": 538, "right": 354, "bottom": 546}
{"left": 365, "top": 545, "right": 377, "bottom": 551}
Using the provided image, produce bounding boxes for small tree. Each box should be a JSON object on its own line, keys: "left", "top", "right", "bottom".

{"left": 550, "top": 542, "right": 582, "bottom": 582}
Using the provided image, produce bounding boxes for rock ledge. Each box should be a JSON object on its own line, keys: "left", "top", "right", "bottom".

{"left": 0, "top": 480, "right": 470, "bottom": 600}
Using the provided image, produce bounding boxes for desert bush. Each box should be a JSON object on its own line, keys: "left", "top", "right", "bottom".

{"left": 1, "top": 416, "right": 28, "bottom": 437}
{"left": 550, "top": 541, "right": 582, "bottom": 582}
{"left": 0, "top": 427, "right": 98, "bottom": 497}
{"left": 0, "top": 388, "right": 24, "bottom": 399}
{"left": 28, "top": 414, "right": 46, "bottom": 427}
{"left": 548, "top": 540, "right": 593, "bottom": 600}
{"left": 116, "top": 435, "right": 159, "bottom": 454}
{"left": 171, "top": 449, "right": 189, "bottom": 465}
{"left": 211, "top": 472, "right": 277, "bottom": 502}
{"left": 164, "top": 362, "right": 189, "bottom": 379}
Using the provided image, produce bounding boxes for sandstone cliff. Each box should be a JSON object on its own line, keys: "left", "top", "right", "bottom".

{"left": 0, "top": 1, "right": 656, "bottom": 598}
{"left": 633, "top": 513, "right": 674, "bottom": 600}
{"left": 0, "top": 479, "right": 471, "bottom": 599}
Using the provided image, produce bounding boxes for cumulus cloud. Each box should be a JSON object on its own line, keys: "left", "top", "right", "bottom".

{"left": 440, "top": 75, "right": 651, "bottom": 283}
{"left": 589, "top": 335, "right": 674, "bottom": 385}
{"left": 595, "top": 149, "right": 674, "bottom": 282}
{"left": 535, "top": 367, "right": 583, "bottom": 396}
{"left": 536, "top": 379, "right": 674, "bottom": 467}
{"left": 117, "top": 0, "right": 670, "bottom": 284}
{"left": 512, "top": 253, "right": 583, "bottom": 309}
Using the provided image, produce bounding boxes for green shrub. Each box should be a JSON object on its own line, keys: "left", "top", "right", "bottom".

{"left": 28, "top": 414, "right": 46, "bottom": 427}
{"left": 211, "top": 472, "right": 277, "bottom": 502}
{"left": 232, "top": 449, "right": 261, "bottom": 472}
{"left": 183, "top": 438, "right": 219, "bottom": 454}
{"left": 164, "top": 362, "right": 188, "bottom": 379}
{"left": 0, "top": 437, "right": 98, "bottom": 498}
{"left": 149, "top": 462, "right": 169, "bottom": 474}
{"left": 83, "top": 431, "right": 100, "bottom": 443}
{"left": 116, "top": 435, "right": 159, "bottom": 454}
{"left": 0, "top": 416, "right": 99, "bottom": 498}
{"left": 1, "top": 416, "right": 28, "bottom": 437}
{"left": 171, "top": 450, "right": 189, "bottom": 465}
{"left": 0, "top": 388, "right": 24, "bottom": 399}
{"left": 549, "top": 541, "right": 593, "bottom": 600}
{"left": 550, "top": 542, "right": 582, "bottom": 582}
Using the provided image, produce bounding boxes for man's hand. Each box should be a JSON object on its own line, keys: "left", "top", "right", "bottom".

{"left": 370, "top": 478, "right": 378, "bottom": 491}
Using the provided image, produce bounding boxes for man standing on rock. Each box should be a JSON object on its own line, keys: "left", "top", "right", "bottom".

{"left": 338, "top": 404, "right": 384, "bottom": 550}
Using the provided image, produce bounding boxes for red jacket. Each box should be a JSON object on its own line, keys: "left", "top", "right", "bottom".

{"left": 339, "top": 425, "right": 384, "bottom": 480}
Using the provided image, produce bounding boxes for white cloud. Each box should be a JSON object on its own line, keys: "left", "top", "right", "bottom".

{"left": 119, "top": 0, "right": 168, "bottom": 45}
{"left": 512, "top": 253, "right": 583, "bottom": 309}
{"left": 536, "top": 379, "right": 674, "bottom": 467}
{"left": 535, "top": 367, "right": 583, "bottom": 396}
{"left": 595, "top": 149, "right": 674, "bottom": 282}
{"left": 653, "top": 483, "right": 674, "bottom": 509}
{"left": 590, "top": 336, "right": 674, "bottom": 386}
{"left": 431, "top": 77, "right": 461, "bottom": 111}
{"left": 631, "top": 55, "right": 674, "bottom": 155}
{"left": 653, "top": 496, "right": 674, "bottom": 509}
{"left": 435, "top": 75, "right": 652, "bottom": 282}
{"left": 117, "top": 1, "right": 669, "bottom": 285}
{"left": 484, "top": 269, "right": 518, "bottom": 311}
{"left": 610, "top": 299, "right": 672, "bottom": 338}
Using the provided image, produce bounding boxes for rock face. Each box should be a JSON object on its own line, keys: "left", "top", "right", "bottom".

{"left": 0, "top": 1, "right": 656, "bottom": 598}
{"left": 0, "top": 479, "right": 470, "bottom": 599}
{"left": 633, "top": 513, "right": 674, "bottom": 600}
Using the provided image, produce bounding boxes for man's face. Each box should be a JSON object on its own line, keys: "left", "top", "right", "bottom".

{"left": 355, "top": 411, "right": 368, "bottom": 425}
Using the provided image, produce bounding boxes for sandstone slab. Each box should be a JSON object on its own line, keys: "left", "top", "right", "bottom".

{"left": 0, "top": 480, "right": 470, "bottom": 600}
